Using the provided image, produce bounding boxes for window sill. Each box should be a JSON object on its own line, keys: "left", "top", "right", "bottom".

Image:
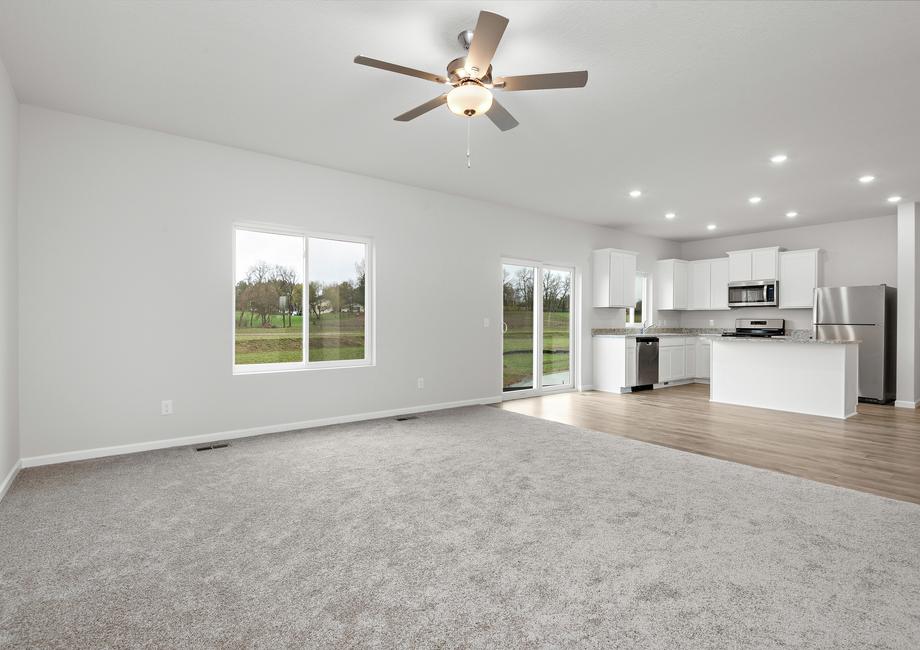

{"left": 233, "top": 360, "right": 374, "bottom": 376}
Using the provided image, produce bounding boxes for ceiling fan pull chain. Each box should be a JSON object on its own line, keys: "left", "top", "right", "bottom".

{"left": 466, "top": 117, "right": 471, "bottom": 168}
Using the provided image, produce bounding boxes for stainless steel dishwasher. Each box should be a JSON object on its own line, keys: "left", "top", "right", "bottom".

{"left": 635, "top": 336, "right": 659, "bottom": 388}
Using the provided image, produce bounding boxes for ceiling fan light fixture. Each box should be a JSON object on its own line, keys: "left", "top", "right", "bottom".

{"left": 447, "top": 81, "right": 493, "bottom": 117}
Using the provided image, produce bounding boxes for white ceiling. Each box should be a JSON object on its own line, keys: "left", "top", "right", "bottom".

{"left": 1, "top": 1, "right": 918, "bottom": 241}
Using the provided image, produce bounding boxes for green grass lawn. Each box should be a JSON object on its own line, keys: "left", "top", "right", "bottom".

{"left": 236, "top": 309, "right": 566, "bottom": 382}
{"left": 234, "top": 312, "right": 365, "bottom": 364}
{"left": 503, "top": 310, "right": 570, "bottom": 388}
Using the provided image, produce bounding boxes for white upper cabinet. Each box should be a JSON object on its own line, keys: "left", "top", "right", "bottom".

{"left": 752, "top": 247, "right": 780, "bottom": 280}
{"left": 688, "top": 260, "right": 711, "bottom": 310}
{"left": 655, "top": 259, "right": 688, "bottom": 310}
{"left": 621, "top": 252, "right": 637, "bottom": 307}
{"left": 779, "top": 249, "right": 821, "bottom": 309}
{"left": 593, "top": 248, "right": 638, "bottom": 308}
{"left": 709, "top": 258, "right": 730, "bottom": 310}
{"left": 728, "top": 252, "right": 752, "bottom": 282}
{"left": 682, "top": 258, "right": 730, "bottom": 311}
{"left": 728, "top": 247, "right": 780, "bottom": 282}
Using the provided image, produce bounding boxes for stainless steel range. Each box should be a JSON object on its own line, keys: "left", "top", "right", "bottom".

{"left": 721, "top": 318, "right": 785, "bottom": 338}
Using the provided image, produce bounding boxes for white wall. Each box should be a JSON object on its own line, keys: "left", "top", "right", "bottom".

{"left": 896, "top": 203, "right": 920, "bottom": 406}
{"left": 0, "top": 56, "right": 19, "bottom": 485}
{"left": 676, "top": 215, "right": 897, "bottom": 329}
{"left": 18, "top": 107, "right": 679, "bottom": 459}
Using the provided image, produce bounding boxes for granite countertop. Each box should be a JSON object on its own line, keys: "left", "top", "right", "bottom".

{"left": 591, "top": 328, "right": 839, "bottom": 342}
{"left": 591, "top": 328, "right": 723, "bottom": 337}
{"left": 592, "top": 327, "right": 812, "bottom": 338}
{"left": 713, "top": 336, "right": 859, "bottom": 345}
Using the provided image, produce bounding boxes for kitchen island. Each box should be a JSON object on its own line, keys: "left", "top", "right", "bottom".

{"left": 710, "top": 337, "right": 859, "bottom": 419}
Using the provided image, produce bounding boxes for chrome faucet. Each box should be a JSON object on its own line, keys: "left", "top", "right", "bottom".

{"left": 639, "top": 321, "right": 658, "bottom": 335}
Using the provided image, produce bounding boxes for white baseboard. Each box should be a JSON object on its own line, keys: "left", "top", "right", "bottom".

{"left": 654, "top": 378, "right": 696, "bottom": 388}
{"left": 0, "top": 459, "right": 21, "bottom": 504}
{"left": 579, "top": 384, "right": 594, "bottom": 392}
{"left": 894, "top": 399, "right": 920, "bottom": 409}
{"left": 20, "top": 396, "right": 503, "bottom": 469}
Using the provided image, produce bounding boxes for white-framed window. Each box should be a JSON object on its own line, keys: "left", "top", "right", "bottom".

{"left": 233, "top": 223, "right": 373, "bottom": 374}
{"left": 626, "top": 272, "right": 649, "bottom": 328}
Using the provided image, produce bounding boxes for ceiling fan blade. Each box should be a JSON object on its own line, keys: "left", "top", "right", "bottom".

{"left": 486, "top": 98, "right": 519, "bottom": 131}
{"left": 496, "top": 71, "right": 588, "bottom": 91}
{"left": 394, "top": 94, "right": 448, "bottom": 122}
{"left": 465, "top": 11, "right": 509, "bottom": 78}
{"left": 354, "top": 55, "right": 447, "bottom": 84}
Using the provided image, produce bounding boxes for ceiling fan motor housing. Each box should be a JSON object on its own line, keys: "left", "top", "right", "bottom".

{"left": 447, "top": 56, "right": 492, "bottom": 85}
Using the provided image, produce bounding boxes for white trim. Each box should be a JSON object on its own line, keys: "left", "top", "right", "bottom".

{"left": 0, "top": 460, "right": 21, "bottom": 504}
{"left": 894, "top": 399, "right": 920, "bottom": 409}
{"left": 501, "top": 388, "right": 541, "bottom": 401}
{"left": 501, "top": 386, "right": 576, "bottom": 402}
{"left": 580, "top": 384, "right": 595, "bottom": 391}
{"left": 20, "top": 396, "right": 502, "bottom": 469}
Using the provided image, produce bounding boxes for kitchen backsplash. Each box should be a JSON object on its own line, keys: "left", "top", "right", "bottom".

{"left": 679, "top": 306, "right": 814, "bottom": 330}
{"left": 592, "top": 326, "right": 814, "bottom": 338}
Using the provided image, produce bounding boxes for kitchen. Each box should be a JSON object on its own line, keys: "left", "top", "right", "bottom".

{"left": 591, "top": 221, "right": 900, "bottom": 420}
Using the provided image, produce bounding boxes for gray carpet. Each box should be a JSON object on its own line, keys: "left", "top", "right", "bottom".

{"left": 1, "top": 406, "right": 919, "bottom": 648}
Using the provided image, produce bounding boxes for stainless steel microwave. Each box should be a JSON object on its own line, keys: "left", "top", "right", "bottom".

{"left": 728, "top": 280, "right": 778, "bottom": 307}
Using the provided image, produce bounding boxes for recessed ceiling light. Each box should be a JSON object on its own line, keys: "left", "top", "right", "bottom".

{"left": 770, "top": 154, "right": 788, "bottom": 164}
{"left": 665, "top": 212, "right": 676, "bottom": 220}
{"left": 887, "top": 196, "right": 902, "bottom": 203}
{"left": 629, "top": 189, "right": 642, "bottom": 198}
{"left": 786, "top": 211, "right": 798, "bottom": 218}
{"left": 707, "top": 224, "right": 717, "bottom": 231}
{"left": 748, "top": 196, "right": 762, "bottom": 204}
{"left": 859, "top": 175, "right": 875, "bottom": 184}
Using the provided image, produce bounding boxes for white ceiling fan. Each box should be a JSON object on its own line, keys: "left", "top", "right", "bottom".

{"left": 354, "top": 10, "right": 588, "bottom": 132}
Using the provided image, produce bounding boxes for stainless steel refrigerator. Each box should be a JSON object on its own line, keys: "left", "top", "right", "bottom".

{"left": 813, "top": 285, "right": 897, "bottom": 403}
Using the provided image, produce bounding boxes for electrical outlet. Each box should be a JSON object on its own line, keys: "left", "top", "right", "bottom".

{"left": 483, "top": 317, "right": 490, "bottom": 328}
{"left": 417, "top": 377, "right": 424, "bottom": 389}
{"left": 161, "top": 400, "right": 173, "bottom": 416}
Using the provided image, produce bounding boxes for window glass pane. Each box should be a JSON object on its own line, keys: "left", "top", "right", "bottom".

{"left": 308, "top": 238, "right": 366, "bottom": 362}
{"left": 503, "top": 264, "right": 535, "bottom": 391}
{"left": 235, "top": 229, "right": 304, "bottom": 365}
{"left": 542, "top": 269, "right": 571, "bottom": 387}
{"left": 634, "top": 275, "right": 644, "bottom": 324}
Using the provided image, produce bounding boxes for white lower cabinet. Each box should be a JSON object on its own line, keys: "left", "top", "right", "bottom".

{"left": 697, "top": 338, "right": 712, "bottom": 380}
{"left": 658, "top": 337, "right": 691, "bottom": 383}
{"left": 625, "top": 345, "right": 637, "bottom": 387}
{"left": 685, "top": 342, "right": 696, "bottom": 378}
{"left": 669, "top": 347, "right": 687, "bottom": 380}
{"left": 594, "top": 335, "right": 711, "bottom": 392}
{"left": 593, "top": 336, "right": 637, "bottom": 392}
{"left": 658, "top": 348, "right": 670, "bottom": 383}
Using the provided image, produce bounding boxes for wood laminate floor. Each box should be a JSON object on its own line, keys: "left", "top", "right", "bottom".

{"left": 498, "top": 384, "right": 920, "bottom": 504}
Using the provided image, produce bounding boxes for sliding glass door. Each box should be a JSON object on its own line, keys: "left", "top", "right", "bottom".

{"left": 542, "top": 267, "right": 572, "bottom": 388}
{"left": 503, "top": 264, "right": 536, "bottom": 391}
{"left": 502, "top": 261, "right": 574, "bottom": 395}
